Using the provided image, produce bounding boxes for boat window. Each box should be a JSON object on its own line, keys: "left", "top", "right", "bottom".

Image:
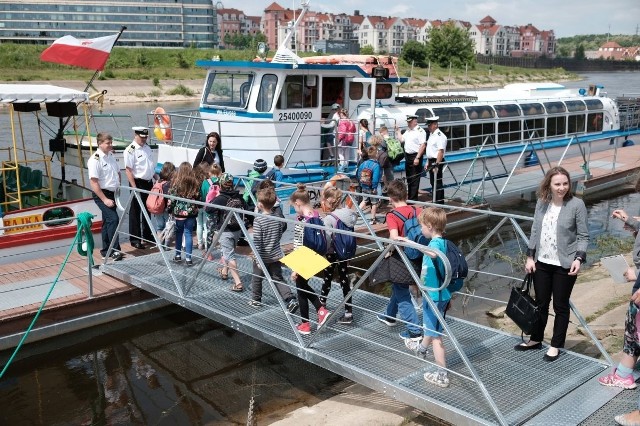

{"left": 432, "top": 107, "right": 466, "bottom": 122}
{"left": 469, "top": 122, "right": 495, "bottom": 146}
{"left": 546, "top": 116, "right": 566, "bottom": 137}
{"left": 587, "top": 112, "right": 603, "bottom": 132}
{"left": 543, "top": 102, "right": 566, "bottom": 114}
{"left": 439, "top": 124, "right": 466, "bottom": 151}
{"left": 565, "top": 100, "right": 586, "bottom": 112}
{"left": 498, "top": 120, "right": 522, "bottom": 143}
{"left": 567, "top": 114, "right": 586, "bottom": 133}
{"left": 203, "top": 72, "right": 254, "bottom": 109}
{"left": 350, "top": 82, "right": 363, "bottom": 100}
{"left": 584, "top": 99, "right": 604, "bottom": 110}
{"left": 523, "top": 118, "right": 545, "bottom": 141}
{"left": 520, "top": 103, "right": 545, "bottom": 116}
{"left": 415, "top": 108, "right": 433, "bottom": 124}
{"left": 465, "top": 105, "right": 495, "bottom": 120}
{"left": 276, "top": 75, "right": 318, "bottom": 109}
{"left": 367, "top": 83, "right": 393, "bottom": 100}
{"left": 256, "top": 74, "right": 278, "bottom": 112}
{"left": 494, "top": 104, "right": 521, "bottom": 118}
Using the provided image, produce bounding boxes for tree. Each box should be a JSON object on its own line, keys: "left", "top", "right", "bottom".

{"left": 360, "top": 45, "right": 375, "bottom": 55}
{"left": 425, "top": 22, "right": 476, "bottom": 68}
{"left": 574, "top": 43, "right": 585, "bottom": 60}
{"left": 401, "top": 40, "right": 428, "bottom": 67}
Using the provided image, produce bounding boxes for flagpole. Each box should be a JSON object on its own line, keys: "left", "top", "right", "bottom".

{"left": 83, "top": 26, "right": 127, "bottom": 93}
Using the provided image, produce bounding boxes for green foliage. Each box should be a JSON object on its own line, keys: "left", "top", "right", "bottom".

{"left": 167, "top": 84, "right": 194, "bottom": 96}
{"left": 360, "top": 45, "right": 375, "bottom": 55}
{"left": 152, "top": 77, "right": 160, "bottom": 86}
{"left": 223, "top": 32, "right": 267, "bottom": 51}
{"left": 426, "top": 22, "right": 476, "bottom": 68}
{"left": 137, "top": 52, "right": 149, "bottom": 67}
{"left": 401, "top": 40, "right": 428, "bottom": 67}
{"left": 176, "top": 52, "right": 190, "bottom": 69}
{"left": 557, "top": 34, "right": 640, "bottom": 56}
{"left": 574, "top": 44, "right": 586, "bottom": 60}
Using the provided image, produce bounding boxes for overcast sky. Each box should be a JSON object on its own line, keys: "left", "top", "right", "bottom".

{"left": 233, "top": 0, "right": 640, "bottom": 38}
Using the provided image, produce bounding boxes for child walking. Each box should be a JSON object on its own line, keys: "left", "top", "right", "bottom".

{"left": 203, "top": 163, "right": 222, "bottom": 259}
{"left": 357, "top": 146, "right": 382, "bottom": 224}
{"left": 166, "top": 162, "right": 200, "bottom": 266}
{"left": 290, "top": 184, "right": 330, "bottom": 334}
{"left": 320, "top": 186, "right": 357, "bottom": 324}
{"left": 405, "top": 207, "right": 451, "bottom": 388}
{"left": 249, "top": 187, "right": 299, "bottom": 313}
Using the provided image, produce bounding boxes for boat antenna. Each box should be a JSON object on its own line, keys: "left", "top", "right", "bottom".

{"left": 272, "top": 1, "right": 309, "bottom": 65}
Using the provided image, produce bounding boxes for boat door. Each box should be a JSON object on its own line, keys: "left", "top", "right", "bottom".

{"left": 321, "top": 76, "right": 346, "bottom": 117}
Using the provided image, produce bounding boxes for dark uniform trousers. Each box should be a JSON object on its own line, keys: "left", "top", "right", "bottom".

{"left": 129, "top": 178, "right": 154, "bottom": 245}
{"left": 93, "top": 189, "right": 121, "bottom": 257}
{"left": 404, "top": 152, "right": 423, "bottom": 201}
{"left": 427, "top": 158, "right": 445, "bottom": 204}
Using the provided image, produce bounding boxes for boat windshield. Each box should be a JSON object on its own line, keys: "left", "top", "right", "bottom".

{"left": 203, "top": 72, "right": 254, "bottom": 109}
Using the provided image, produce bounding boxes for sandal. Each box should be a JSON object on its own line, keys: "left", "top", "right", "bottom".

{"left": 231, "top": 282, "right": 244, "bottom": 292}
{"left": 370, "top": 218, "right": 378, "bottom": 225}
{"left": 217, "top": 267, "right": 228, "bottom": 280}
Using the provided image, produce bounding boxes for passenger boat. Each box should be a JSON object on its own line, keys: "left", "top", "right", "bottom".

{"left": 0, "top": 84, "right": 110, "bottom": 258}
{"left": 154, "top": 1, "right": 640, "bottom": 183}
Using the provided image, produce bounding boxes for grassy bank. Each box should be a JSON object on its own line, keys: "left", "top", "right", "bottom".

{"left": 0, "top": 43, "right": 578, "bottom": 88}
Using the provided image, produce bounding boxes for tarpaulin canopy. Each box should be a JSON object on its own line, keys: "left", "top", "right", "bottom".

{"left": 0, "top": 84, "right": 89, "bottom": 104}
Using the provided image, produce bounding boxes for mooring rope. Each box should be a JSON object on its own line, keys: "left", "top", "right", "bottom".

{"left": 0, "top": 212, "right": 94, "bottom": 379}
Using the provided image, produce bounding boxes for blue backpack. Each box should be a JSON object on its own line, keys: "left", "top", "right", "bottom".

{"left": 303, "top": 213, "right": 327, "bottom": 255}
{"left": 434, "top": 239, "right": 468, "bottom": 293}
{"left": 330, "top": 213, "right": 356, "bottom": 260}
{"left": 391, "top": 207, "right": 428, "bottom": 260}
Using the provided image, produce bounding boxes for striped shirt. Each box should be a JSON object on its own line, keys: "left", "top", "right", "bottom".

{"left": 253, "top": 212, "right": 285, "bottom": 263}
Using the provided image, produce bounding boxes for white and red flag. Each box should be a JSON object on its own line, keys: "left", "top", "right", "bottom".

{"left": 40, "top": 33, "right": 118, "bottom": 71}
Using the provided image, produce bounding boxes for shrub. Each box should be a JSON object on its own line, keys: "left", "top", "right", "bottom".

{"left": 152, "top": 77, "right": 160, "bottom": 86}
{"left": 167, "top": 84, "right": 194, "bottom": 96}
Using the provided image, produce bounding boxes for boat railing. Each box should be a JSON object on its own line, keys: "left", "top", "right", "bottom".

{"left": 101, "top": 184, "right": 612, "bottom": 425}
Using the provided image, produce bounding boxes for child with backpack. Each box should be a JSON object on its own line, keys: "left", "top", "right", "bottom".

{"left": 357, "top": 146, "right": 382, "bottom": 225}
{"left": 377, "top": 179, "right": 423, "bottom": 342}
{"left": 166, "top": 162, "right": 200, "bottom": 266}
{"left": 149, "top": 162, "right": 175, "bottom": 249}
{"left": 380, "top": 126, "right": 404, "bottom": 165}
{"left": 268, "top": 154, "right": 285, "bottom": 187}
{"left": 404, "top": 207, "right": 451, "bottom": 388}
{"left": 319, "top": 186, "right": 357, "bottom": 324}
{"left": 193, "top": 162, "right": 210, "bottom": 250}
{"left": 249, "top": 187, "right": 299, "bottom": 313}
{"left": 289, "top": 184, "right": 330, "bottom": 335}
{"left": 369, "top": 134, "right": 394, "bottom": 197}
{"left": 244, "top": 158, "right": 268, "bottom": 226}
{"left": 203, "top": 163, "right": 222, "bottom": 259}
{"left": 358, "top": 118, "right": 372, "bottom": 162}
{"left": 336, "top": 109, "right": 356, "bottom": 172}
{"left": 206, "top": 173, "right": 246, "bottom": 291}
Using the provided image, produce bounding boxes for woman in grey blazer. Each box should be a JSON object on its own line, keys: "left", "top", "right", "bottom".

{"left": 514, "top": 167, "right": 589, "bottom": 362}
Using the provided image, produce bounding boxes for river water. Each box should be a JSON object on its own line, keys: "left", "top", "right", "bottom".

{"left": 2, "top": 72, "right": 640, "bottom": 424}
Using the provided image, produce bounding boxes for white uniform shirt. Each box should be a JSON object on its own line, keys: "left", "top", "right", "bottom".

{"left": 87, "top": 149, "right": 120, "bottom": 191}
{"left": 123, "top": 141, "right": 155, "bottom": 180}
{"left": 321, "top": 111, "right": 340, "bottom": 131}
{"left": 426, "top": 129, "right": 447, "bottom": 159}
{"left": 403, "top": 126, "right": 427, "bottom": 154}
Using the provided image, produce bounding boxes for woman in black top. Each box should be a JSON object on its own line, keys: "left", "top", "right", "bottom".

{"left": 193, "top": 131, "right": 225, "bottom": 172}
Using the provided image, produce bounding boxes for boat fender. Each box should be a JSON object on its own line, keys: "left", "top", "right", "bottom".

{"left": 153, "top": 107, "right": 173, "bottom": 142}
{"left": 623, "top": 139, "right": 635, "bottom": 147}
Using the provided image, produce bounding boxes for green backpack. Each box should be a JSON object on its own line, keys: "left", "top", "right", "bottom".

{"left": 385, "top": 137, "right": 404, "bottom": 164}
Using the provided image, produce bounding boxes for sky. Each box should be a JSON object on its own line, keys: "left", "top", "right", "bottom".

{"left": 231, "top": 0, "right": 640, "bottom": 38}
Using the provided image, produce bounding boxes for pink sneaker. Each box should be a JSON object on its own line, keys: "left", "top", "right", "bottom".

{"left": 598, "top": 369, "right": 637, "bottom": 389}
{"left": 317, "top": 306, "right": 330, "bottom": 326}
{"left": 296, "top": 322, "right": 311, "bottom": 335}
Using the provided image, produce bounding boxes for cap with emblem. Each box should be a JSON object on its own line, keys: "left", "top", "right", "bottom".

{"left": 219, "top": 172, "right": 234, "bottom": 187}
{"left": 132, "top": 126, "right": 149, "bottom": 137}
{"left": 406, "top": 114, "right": 418, "bottom": 121}
{"left": 426, "top": 116, "right": 440, "bottom": 123}
{"left": 331, "top": 103, "right": 341, "bottom": 110}
{"left": 253, "top": 158, "right": 268, "bottom": 173}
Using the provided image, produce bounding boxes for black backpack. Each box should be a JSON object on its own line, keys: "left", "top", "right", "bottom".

{"left": 302, "top": 214, "right": 327, "bottom": 255}
{"left": 218, "top": 193, "right": 245, "bottom": 231}
{"left": 330, "top": 213, "right": 356, "bottom": 260}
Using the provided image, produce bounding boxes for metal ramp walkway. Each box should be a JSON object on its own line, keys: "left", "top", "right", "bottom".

{"left": 102, "top": 251, "right": 612, "bottom": 425}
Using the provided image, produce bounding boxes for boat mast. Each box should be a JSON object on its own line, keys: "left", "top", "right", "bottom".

{"left": 272, "top": 1, "right": 309, "bottom": 64}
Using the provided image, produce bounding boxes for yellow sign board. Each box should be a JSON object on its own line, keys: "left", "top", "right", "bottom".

{"left": 3, "top": 213, "right": 44, "bottom": 234}
{"left": 281, "top": 246, "right": 331, "bottom": 280}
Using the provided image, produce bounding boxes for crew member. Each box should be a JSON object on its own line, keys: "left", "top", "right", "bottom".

{"left": 124, "top": 126, "right": 156, "bottom": 249}
{"left": 87, "top": 133, "right": 123, "bottom": 261}
{"left": 397, "top": 114, "right": 427, "bottom": 201}
{"left": 424, "top": 116, "right": 447, "bottom": 204}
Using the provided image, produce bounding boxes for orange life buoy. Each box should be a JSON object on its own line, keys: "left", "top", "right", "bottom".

{"left": 323, "top": 174, "right": 355, "bottom": 209}
{"left": 153, "top": 106, "right": 173, "bottom": 141}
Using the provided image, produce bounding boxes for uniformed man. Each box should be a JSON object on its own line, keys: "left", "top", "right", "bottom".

{"left": 424, "top": 116, "right": 447, "bottom": 204}
{"left": 87, "top": 133, "right": 123, "bottom": 261}
{"left": 397, "top": 114, "right": 427, "bottom": 201}
{"left": 124, "top": 126, "right": 156, "bottom": 249}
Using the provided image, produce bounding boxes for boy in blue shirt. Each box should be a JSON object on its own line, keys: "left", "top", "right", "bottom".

{"left": 404, "top": 207, "right": 451, "bottom": 388}
{"left": 357, "top": 146, "right": 381, "bottom": 224}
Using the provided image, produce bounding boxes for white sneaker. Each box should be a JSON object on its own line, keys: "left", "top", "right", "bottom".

{"left": 405, "top": 339, "right": 428, "bottom": 358}
{"left": 424, "top": 371, "right": 449, "bottom": 388}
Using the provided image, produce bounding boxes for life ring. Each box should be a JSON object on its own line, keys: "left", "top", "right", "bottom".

{"left": 153, "top": 107, "right": 173, "bottom": 141}
{"left": 323, "top": 173, "right": 355, "bottom": 209}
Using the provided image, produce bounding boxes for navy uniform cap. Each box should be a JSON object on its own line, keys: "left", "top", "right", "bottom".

{"left": 132, "top": 126, "right": 149, "bottom": 136}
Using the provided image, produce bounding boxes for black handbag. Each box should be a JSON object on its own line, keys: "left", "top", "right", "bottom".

{"left": 370, "top": 252, "right": 420, "bottom": 287}
{"left": 505, "top": 273, "right": 541, "bottom": 336}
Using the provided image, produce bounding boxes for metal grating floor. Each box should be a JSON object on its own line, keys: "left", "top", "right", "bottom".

{"left": 103, "top": 251, "right": 611, "bottom": 425}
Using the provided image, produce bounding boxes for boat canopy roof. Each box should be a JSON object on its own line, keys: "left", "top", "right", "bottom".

{"left": 0, "top": 84, "right": 89, "bottom": 104}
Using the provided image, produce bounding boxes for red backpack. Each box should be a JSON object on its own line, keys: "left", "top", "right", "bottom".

{"left": 146, "top": 180, "right": 167, "bottom": 214}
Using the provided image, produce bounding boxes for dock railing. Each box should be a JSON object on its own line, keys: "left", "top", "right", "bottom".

{"left": 102, "top": 182, "right": 615, "bottom": 425}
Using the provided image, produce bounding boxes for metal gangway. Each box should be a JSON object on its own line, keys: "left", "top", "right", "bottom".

{"left": 101, "top": 182, "right": 625, "bottom": 425}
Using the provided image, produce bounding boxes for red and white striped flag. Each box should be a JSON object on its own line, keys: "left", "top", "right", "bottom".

{"left": 40, "top": 34, "right": 118, "bottom": 71}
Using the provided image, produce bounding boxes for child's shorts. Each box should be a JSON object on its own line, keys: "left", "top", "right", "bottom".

{"left": 219, "top": 230, "right": 241, "bottom": 262}
{"left": 360, "top": 187, "right": 380, "bottom": 206}
{"left": 422, "top": 299, "right": 450, "bottom": 337}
